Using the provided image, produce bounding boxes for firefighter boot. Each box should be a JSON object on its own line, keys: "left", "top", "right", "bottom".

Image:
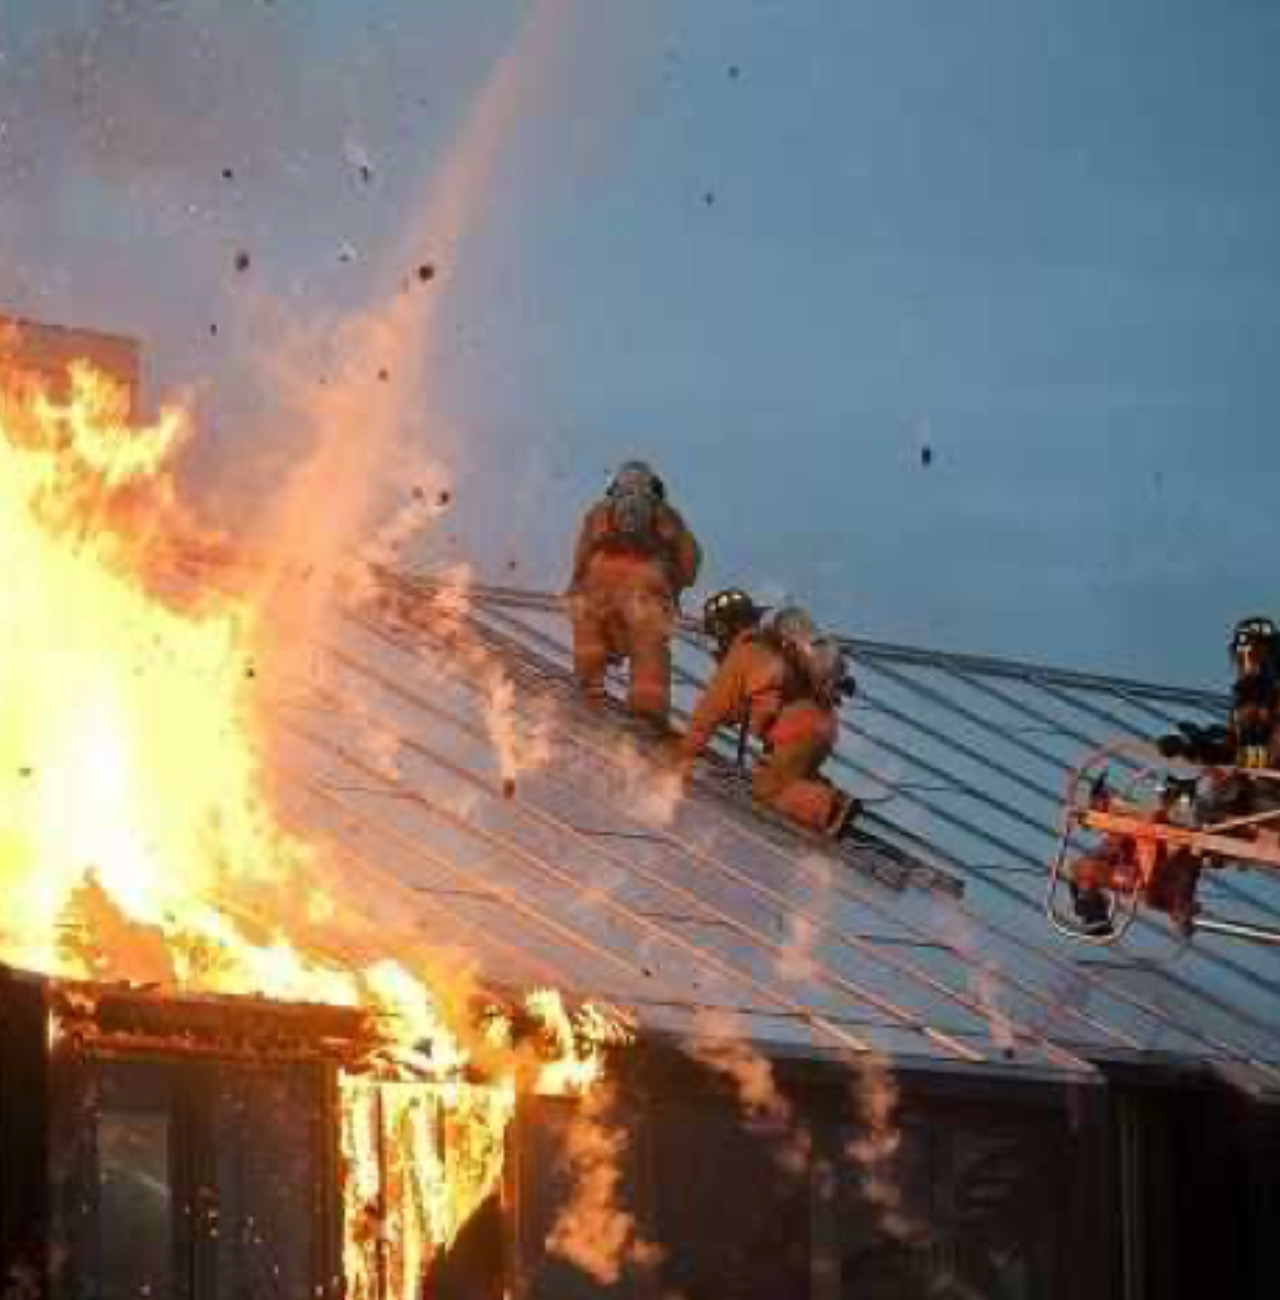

{"left": 826, "top": 790, "right": 863, "bottom": 840}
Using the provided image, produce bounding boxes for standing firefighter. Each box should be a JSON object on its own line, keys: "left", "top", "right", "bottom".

{"left": 1156, "top": 616, "right": 1280, "bottom": 774}
{"left": 678, "top": 595, "right": 861, "bottom": 837}
{"left": 568, "top": 460, "right": 701, "bottom": 732}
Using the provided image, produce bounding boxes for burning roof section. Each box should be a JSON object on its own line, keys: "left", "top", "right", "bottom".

{"left": 0, "top": 314, "right": 141, "bottom": 414}
{"left": 265, "top": 570, "right": 1280, "bottom": 1096}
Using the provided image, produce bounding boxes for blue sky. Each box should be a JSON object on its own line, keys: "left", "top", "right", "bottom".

{"left": 2, "top": 1, "right": 1278, "bottom": 686}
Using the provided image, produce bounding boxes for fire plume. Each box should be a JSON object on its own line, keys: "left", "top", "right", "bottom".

{"left": 0, "top": 360, "right": 627, "bottom": 1292}
{"left": 0, "top": 361, "right": 302, "bottom": 988}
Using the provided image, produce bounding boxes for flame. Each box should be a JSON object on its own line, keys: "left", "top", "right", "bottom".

{"left": 0, "top": 363, "right": 454, "bottom": 1025}
{"left": 0, "top": 360, "right": 632, "bottom": 1292}
{"left": 0, "top": 363, "right": 295, "bottom": 981}
{"left": 525, "top": 988, "right": 634, "bottom": 1096}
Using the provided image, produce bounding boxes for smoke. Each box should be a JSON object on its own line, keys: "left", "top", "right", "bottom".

{"left": 776, "top": 851, "right": 834, "bottom": 983}
{"left": 234, "top": 0, "right": 582, "bottom": 779}
{"left": 480, "top": 667, "right": 554, "bottom": 790}
{"left": 845, "top": 1052, "right": 916, "bottom": 1244}
{"left": 545, "top": 1081, "right": 663, "bottom": 1284}
{"left": 925, "top": 897, "right": 1019, "bottom": 1055}
{"left": 0, "top": 3, "right": 325, "bottom": 189}
{"left": 358, "top": 457, "right": 454, "bottom": 576}
{"left": 686, "top": 1015, "right": 919, "bottom": 1248}
{"left": 390, "top": 568, "right": 560, "bottom": 791}
{"left": 610, "top": 731, "right": 687, "bottom": 826}
{"left": 686, "top": 1008, "right": 811, "bottom": 1178}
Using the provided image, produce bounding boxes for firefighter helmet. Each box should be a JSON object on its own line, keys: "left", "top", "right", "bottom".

{"left": 703, "top": 588, "right": 763, "bottom": 650}
{"left": 608, "top": 460, "right": 665, "bottom": 501}
{"left": 1229, "top": 616, "right": 1280, "bottom": 676}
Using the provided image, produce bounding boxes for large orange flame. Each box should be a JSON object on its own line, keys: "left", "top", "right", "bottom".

{"left": 0, "top": 360, "right": 625, "bottom": 1290}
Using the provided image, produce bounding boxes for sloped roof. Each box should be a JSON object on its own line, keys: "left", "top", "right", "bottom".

{"left": 271, "top": 570, "right": 1280, "bottom": 1095}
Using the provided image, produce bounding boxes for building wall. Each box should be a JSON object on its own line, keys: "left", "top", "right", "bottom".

{"left": 500, "top": 1053, "right": 1279, "bottom": 1300}
{"left": 504, "top": 1059, "right": 1105, "bottom": 1300}
{"left": 5, "top": 974, "right": 1278, "bottom": 1300}
{"left": 1110, "top": 1077, "right": 1280, "bottom": 1300}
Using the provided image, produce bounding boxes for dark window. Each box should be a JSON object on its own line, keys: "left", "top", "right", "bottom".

{"left": 649, "top": 1101, "right": 810, "bottom": 1300}
{"left": 50, "top": 1055, "right": 332, "bottom": 1300}
{"left": 50, "top": 1060, "right": 188, "bottom": 1300}
{"left": 208, "top": 1065, "right": 327, "bottom": 1300}
{"left": 97, "top": 1107, "right": 177, "bottom": 1299}
{"left": 836, "top": 1108, "right": 1070, "bottom": 1300}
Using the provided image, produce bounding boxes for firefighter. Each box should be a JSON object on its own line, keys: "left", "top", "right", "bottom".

{"left": 1070, "top": 616, "right": 1280, "bottom": 936}
{"left": 568, "top": 460, "right": 701, "bottom": 732}
{"left": 678, "top": 599, "right": 861, "bottom": 837}
{"left": 1156, "top": 616, "right": 1280, "bottom": 773}
{"left": 702, "top": 586, "right": 766, "bottom": 663}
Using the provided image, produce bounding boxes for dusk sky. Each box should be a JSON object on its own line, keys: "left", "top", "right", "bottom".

{"left": 2, "top": 1, "right": 1278, "bottom": 687}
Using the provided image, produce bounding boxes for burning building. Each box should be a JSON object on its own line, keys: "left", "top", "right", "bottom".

{"left": 0, "top": 330, "right": 1277, "bottom": 1299}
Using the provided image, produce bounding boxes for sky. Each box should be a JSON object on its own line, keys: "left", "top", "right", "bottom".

{"left": 1, "top": 0, "right": 1278, "bottom": 687}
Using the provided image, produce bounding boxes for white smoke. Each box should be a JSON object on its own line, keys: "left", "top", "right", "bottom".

{"left": 845, "top": 1052, "right": 915, "bottom": 1243}
{"left": 776, "top": 851, "right": 834, "bottom": 984}
{"left": 545, "top": 1082, "right": 663, "bottom": 1284}
{"left": 925, "top": 897, "right": 1019, "bottom": 1056}
{"left": 686, "top": 1008, "right": 811, "bottom": 1178}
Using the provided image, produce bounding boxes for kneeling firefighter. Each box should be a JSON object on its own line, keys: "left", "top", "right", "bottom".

{"left": 567, "top": 460, "right": 702, "bottom": 731}
{"left": 678, "top": 594, "right": 861, "bottom": 837}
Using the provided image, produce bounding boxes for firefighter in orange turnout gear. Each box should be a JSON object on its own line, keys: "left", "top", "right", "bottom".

{"left": 568, "top": 461, "right": 701, "bottom": 730}
{"left": 679, "top": 594, "right": 861, "bottom": 837}
{"left": 1069, "top": 616, "right": 1280, "bottom": 937}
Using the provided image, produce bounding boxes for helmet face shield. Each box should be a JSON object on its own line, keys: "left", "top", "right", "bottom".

{"left": 608, "top": 460, "right": 663, "bottom": 500}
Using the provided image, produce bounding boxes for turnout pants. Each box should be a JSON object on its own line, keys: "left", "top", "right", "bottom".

{"left": 571, "top": 583, "right": 674, "bottom": 725}
{"left": 751, "top": 702, "right": 844, "bottom": 833}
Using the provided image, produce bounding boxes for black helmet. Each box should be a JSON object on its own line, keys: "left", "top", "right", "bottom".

{"left": 1230, "top": 616, "right": 1279, "bottom": 675}
{"left": 703, "top": 588, "right": 763, "bottom": 651}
